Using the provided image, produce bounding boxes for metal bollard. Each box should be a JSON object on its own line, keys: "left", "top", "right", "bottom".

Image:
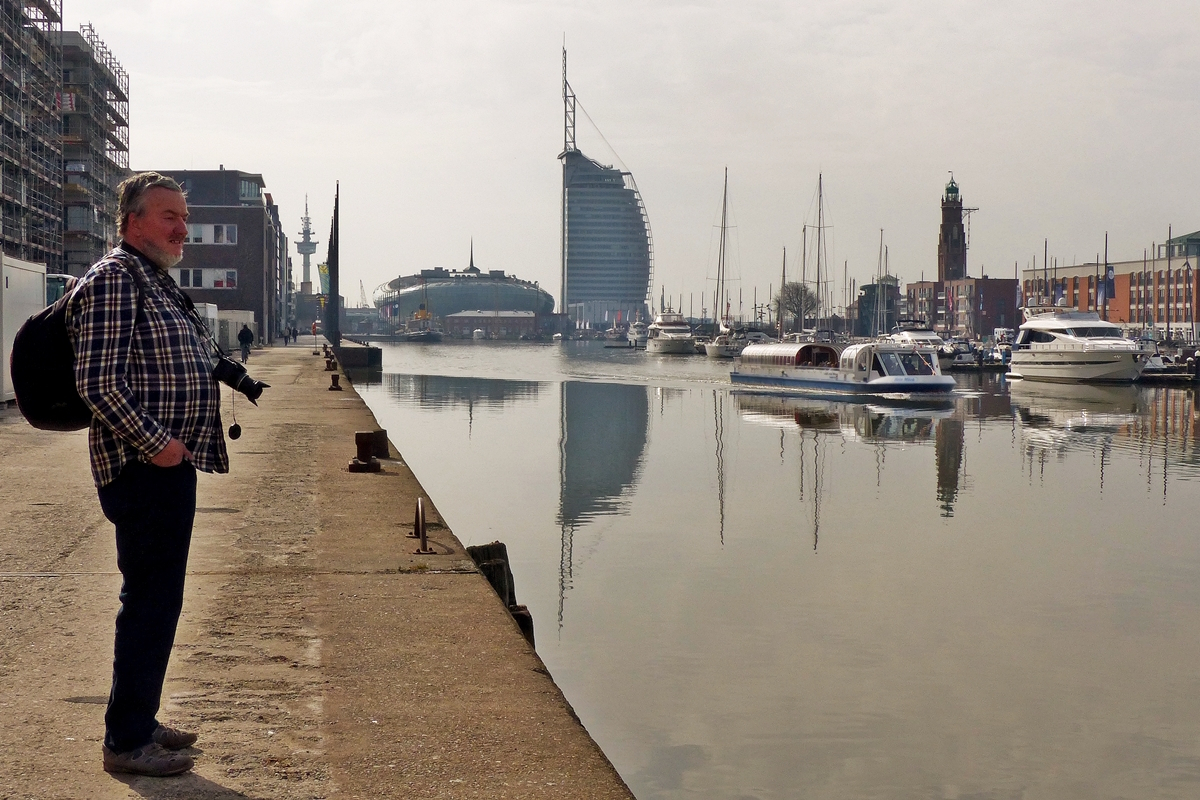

{"left": 414, "top": 496, "right": 435, "bottom": 554}
{"left": 371, "top": 429, "right": 389, "bottom": 459}
{"left": 329, "top": 373, "right": 343, "bottom": 391}
{"left": 348, "top": 431, "right": 381, "bottom": 473}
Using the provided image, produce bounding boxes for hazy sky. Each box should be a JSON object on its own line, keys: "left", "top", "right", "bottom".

{"left": 71, "top": 1, "right": 1198, "bottom": 312}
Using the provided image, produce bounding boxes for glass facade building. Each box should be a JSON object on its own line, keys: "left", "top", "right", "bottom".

{"left": 562, "top": 150, "right": 652, "bottom": 328}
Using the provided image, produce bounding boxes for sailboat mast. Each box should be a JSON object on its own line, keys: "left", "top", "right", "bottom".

{"left": 779, "top": 246, "right": 787, "bottom": 339}
{"left": 801, "top": 224, "right": 807, "bottom": 330}
{"left": 718, "top": 168, "right": 728, "bottom": 328}
{"left": 816, "top": 174, "right": 824, "bottom": 329}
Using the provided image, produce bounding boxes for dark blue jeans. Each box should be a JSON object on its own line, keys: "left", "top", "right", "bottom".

{"left": 97, "top": 459, "right": 197, "bottom": 752}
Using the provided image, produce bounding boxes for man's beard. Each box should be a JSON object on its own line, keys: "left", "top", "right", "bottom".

{"left": 141, "top": 241, "right": 184, "bottom": 269}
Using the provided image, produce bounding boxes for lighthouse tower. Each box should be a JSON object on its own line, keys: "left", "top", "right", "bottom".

{"left": 296, "top": 197, "right": 319, "bottom": 295}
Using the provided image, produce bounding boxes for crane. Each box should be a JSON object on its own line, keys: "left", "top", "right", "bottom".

{"left": 359, "top": 280, "right": 369, "bottom": 309}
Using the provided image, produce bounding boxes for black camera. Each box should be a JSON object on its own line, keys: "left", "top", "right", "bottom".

{"left": 212, "top": 355, "right": 270, "bottom": 405}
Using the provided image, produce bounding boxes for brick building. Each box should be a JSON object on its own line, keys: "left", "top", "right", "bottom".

{"left": 1021, "top": 231, "right": 1200, "bottom": 340}
{"left": 157, "top": 168, "right": 289, "bottom": 341}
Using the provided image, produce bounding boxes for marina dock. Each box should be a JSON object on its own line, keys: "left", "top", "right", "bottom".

{"left": 0, "top": 338, "right": 633, "bottom": 799}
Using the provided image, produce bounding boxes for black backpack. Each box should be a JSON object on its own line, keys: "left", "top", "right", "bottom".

{"left": 9, "top": 258, "right": 143, "bottom": 431}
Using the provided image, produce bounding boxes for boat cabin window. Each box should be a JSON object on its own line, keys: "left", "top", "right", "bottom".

{"left": 874, "top": 351, "right": 930, "bottom": 376}
{"left": 1023, "top": 330, "right": 1057, "bottom": 344}
{"left": 896, "top": 351, "right": 935, "bottom": 375}
{"left": 797, "top": 344, "right": 838, "bottom": 367}
{"left": 1066, "top": 327, "right": 1122, "bottom": 338}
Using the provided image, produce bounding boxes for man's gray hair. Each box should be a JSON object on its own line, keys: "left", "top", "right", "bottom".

{"left": 116, "top": 172, "right": 185, "bottom": 236}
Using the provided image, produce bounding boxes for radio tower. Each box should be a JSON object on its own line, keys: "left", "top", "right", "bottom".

{"left": 296, "top": 196, "right": 319, "bottom": 295}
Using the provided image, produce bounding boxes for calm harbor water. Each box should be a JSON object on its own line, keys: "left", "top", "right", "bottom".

{"left": 355, "top": 341, "right": 1200, "bottom": 800}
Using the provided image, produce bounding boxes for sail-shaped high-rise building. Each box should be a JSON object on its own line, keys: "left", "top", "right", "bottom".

{"left": 559, "top": 50, "right": 653, "bottom": 328}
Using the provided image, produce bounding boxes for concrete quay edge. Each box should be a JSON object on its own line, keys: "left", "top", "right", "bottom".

{"left": 0, "top": 337, "right": 634, "bottom": 800}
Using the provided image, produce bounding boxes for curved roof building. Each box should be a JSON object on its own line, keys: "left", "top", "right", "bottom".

{"left": 376, "top": 255, "right": 554, "bottom": 324}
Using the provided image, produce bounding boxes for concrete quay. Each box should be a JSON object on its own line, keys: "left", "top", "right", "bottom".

{"left": 0, "top": 338, "right": 634, "bottom": 800}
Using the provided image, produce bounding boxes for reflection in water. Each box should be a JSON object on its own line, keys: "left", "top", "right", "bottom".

{"left": 935, "top": 418, "right": 964, "bottom": 517}
{"left": 713, "top": 391, "right": 726, "bottom": 545}
{"left": 735, "top": 392, "right": 965, "bottom": 517}
{"left": 359, "top": 344, "right": 1200, "bottom": 799}
{"left": 384, "top": 372, "right": 542, "bottom": 409}
{"left": 557, "top": 381, "right": 649, "bottom": 623}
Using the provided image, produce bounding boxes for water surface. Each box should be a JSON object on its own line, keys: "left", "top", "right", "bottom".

{"left": 356, "top": 341, "right": 1200, "bottom": 800}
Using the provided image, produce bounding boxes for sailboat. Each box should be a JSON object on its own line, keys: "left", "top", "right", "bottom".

{"left": 703, "top": 170, "right": 740, "bottom": 359}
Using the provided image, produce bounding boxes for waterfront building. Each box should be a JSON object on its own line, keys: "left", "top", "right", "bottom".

{"left": 376, "top": 250, "right": 554, "bottom": 328}
{"left": 443, "top": 310, "right": 537, "bottom": 339}
{"left": 943, "top": 277, "right": 1019, "bottom": 339}
{"left": 559, "top": 50, "right": 653, "bottom": 329}
{"left": 905, "top": 280, "right": 939, "bottom": 328}
{"left": 853, "top": 275, "right": 901, "bottom": 337}
{"left": 157, "top": 168, "right": 290, "bottom": 341}
{"left": 59, "top": 23, "right": 129, "bottom": 276}
{"left": 1021, "top": 230, "right": 1200, "bottom": 341}
{"left": 1, "top": 1, "right": 63, "bottom": 272}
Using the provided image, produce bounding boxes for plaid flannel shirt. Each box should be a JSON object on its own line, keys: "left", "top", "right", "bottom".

{"left": 66, "top": 244, "right": 228, "bottom": 487}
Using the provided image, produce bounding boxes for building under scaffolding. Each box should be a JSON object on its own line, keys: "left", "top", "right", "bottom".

{"left": 560, "top": 50, "right": 653, "bottom": 328}
{"left": 60, "top": 23, "right": 129, "bottom": 276}
{"left": 0, "top": 0, "right": 62, "bottom": 271}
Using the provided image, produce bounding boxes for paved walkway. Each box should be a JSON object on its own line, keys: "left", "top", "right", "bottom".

{"left": 0, "top": 339, "right": 633, "bottom": 799}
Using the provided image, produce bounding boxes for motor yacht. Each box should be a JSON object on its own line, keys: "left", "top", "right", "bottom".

{"left": 627, "top": 319, "right": 648, "bottom": 347}
{"left": 1008, "top": 307, "right": 1147, "bottom": 383}
{"left": 646, "top": 309, "right": 695, "bottom": 355}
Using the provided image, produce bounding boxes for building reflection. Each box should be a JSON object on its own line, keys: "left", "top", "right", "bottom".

{"left": 383, "top": 373, "right": 542, "bottom": 409}
{"left": 557, "top": 381, "right": 650, "bottom": 623}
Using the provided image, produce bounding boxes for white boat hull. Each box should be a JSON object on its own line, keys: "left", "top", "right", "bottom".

{"left": 731, "top": 368, "right": 956, "bottom": 395}
{"left": 647, "top": 336, "right": 696, "bottom": 355}
{"left": 1008, "top": 351, "right": 1145, "bottom": 383}
{"left": 703, "top": 341, "right": 738, "bottom": 359}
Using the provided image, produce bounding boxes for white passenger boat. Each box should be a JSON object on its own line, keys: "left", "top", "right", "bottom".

{"left": 730, "top": 341, "right": 955, "bottom": 396}
{"left": 646, "top": 310, "right": 695, "bottom": 355}
{"left": 1008, "top": 308, "right": 1148, "bottom": 383}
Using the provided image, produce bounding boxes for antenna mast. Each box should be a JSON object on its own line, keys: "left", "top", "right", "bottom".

{"left": 559, "top": 46, "right": 576, "bottom": 319}
{"left": 296, "top": 196, "right": 318, "bottom": 294}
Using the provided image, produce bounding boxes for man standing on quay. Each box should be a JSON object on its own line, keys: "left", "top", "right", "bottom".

{"left": 67, "top": 172, "right": 228, "bottom": 777}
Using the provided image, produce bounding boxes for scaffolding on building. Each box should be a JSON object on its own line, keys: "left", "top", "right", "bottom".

{"left": 0, "top": 0, "right": 63, "bottom": 271}
{"left": 60, "top": 22, "right": 129, "bottom": 275}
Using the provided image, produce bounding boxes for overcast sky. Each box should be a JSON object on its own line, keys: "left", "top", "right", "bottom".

{"left": 70, "top": 0, "right": 1199, "bottom": 312}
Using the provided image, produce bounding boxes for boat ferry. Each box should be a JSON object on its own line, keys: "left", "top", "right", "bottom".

{"left": 1008, "top": 307, "right": 1147, "bottom": 383}
{"left": 731, "top": 341, "right": 955, "bottom": 396}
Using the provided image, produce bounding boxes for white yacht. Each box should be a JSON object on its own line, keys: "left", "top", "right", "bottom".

{"left": 646, "top": 309, "right": 695, "bottom": 355}
{"left": 1008, "top": 308, "right": 1148, "bottom": 383}
{"left": 627, "top": 319, "right": 648, "bottom": 347}
{"left": 704, "top": 328, "right": 773, "bottom": 358}
{"left": 888, "top": 320, "right": 953, "bottom": 370}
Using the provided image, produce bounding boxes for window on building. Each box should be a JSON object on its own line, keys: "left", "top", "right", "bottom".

{"left": 184, "top": 224, "right": 237, "bottom": 244}
{"left": 179, "top": 270, "right": 189, "bottom": 287}
{"left": 192, "top": 269, "right": 203, "bottom": 287}
{"left": 66, "top": 206, "right": 92, "bottom": 232}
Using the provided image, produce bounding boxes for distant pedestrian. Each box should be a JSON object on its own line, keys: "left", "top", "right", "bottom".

{"left": 291, "top": 326, "right": 299, "bottom": 344}
{"left": 237, "top": 323, "right": 253, "bottom": 363}
{"left": 282, "top": 328, "right": 289, "bottom": 346}
{"left": 311, "top": 320, "right": 317, "bottom": 337}
{"left": 66, "top": 171, "right": 230, "bottom": 777}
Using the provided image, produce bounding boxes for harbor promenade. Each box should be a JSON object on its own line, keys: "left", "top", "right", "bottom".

{"left": 0, "top": 338, "right": 634, "bottom": 799}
